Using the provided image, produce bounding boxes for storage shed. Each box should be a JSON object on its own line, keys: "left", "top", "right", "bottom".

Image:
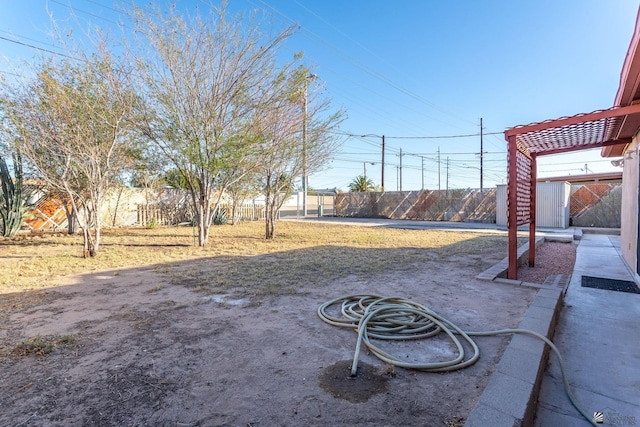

{"left": 496, "top": 181, "right": 570, "bottom": 229}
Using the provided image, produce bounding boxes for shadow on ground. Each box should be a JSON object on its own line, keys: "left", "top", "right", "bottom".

{"left": 0, "top": 235, "right": 537, "bottom": 426}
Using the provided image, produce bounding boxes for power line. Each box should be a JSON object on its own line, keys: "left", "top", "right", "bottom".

{"left": 281, "top": 2, "right": 480, "bottom": 129}
{"left": 0, "top": 30, "right": 65, "bottom": 53}
{"left": 341, "top": 131, "right": 502, "bottom": 140}
{"left": 81, "top": 0, "right": 124, "bottom": 14}
{"left": 385, "top": 132, "right": 502, "bottom": 139}
{"left": 252, "top": 0, "right": 480, "bottom": 133}
{"left": 0, "top": 35, "right": 78, "bottom": 60}
{"left": 50, "top": 0, "right": 125, "bottom": 28}
{"left": 0, "top": 70, "right": 22, "bottom": 77}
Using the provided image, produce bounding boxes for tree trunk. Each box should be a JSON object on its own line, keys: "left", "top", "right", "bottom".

{"left": 269, "top": 213, "right": 276, "bottom": 238}
{"left": 94, "top": 209, "right": 101, "bottom": 254}
{"left": 83, "top": 228, "right": 92, "bottom": 257}
{"left": 231, "top": 201, "right": 241, "bottom": 225}
{"left": 111, "top": 186, "right": 124, "bottom": 227}
{"left": 63, "top": 202, "right": 76, "bottom": 234}
{"left": 265, "top": 196, "right": 277, "bottom": 239}
{"left": 265, "top": 215, "right": 275, "bottom": 239}
{"left": 264, "top": 184, "right": 273, "bottom": 239}
{"left": 196, "top": 195, "right": 211, "bottom": 247}
{"left": 82, "top": 219, "right": 98, "bottom": 257}
{"left": 198, "top": 204, "right": 206, "bottom": 246}
{"left": 265, "top": 215, "right": 271, "bottom": 239}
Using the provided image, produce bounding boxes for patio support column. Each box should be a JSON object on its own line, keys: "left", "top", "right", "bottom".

{"left": 507, "top": 135, "right": 518, "bottom": 279}
{"left": 529, "top": 154, "right": 537, "bottom": 267}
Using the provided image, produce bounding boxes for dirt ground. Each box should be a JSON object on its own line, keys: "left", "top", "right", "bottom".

{"left": 0, "top": 244, "right": 542, "bottom": 426}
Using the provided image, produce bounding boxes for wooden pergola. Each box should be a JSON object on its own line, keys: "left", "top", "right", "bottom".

{"left": 504, "top": 103, "right": 640, "bottom": 279}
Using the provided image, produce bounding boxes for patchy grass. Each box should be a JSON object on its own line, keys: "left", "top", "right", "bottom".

{"left": 12, "top": 335, "right": 77, "bottom": 357}
{"left": 0, "top": 221, "right": 522, "bottom": 295}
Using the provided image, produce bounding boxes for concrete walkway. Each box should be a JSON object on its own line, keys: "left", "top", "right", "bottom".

{"left": 534, "top": 234, "right": 640, "bottom": 426}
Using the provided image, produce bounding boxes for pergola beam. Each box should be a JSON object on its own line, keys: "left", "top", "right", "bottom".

{"left": 504, "top": 104, "right": 640, "bottom": 280}
{"left": 505, "top": 104, "right": 640, "bottom": 138}
{"left": 529, "top": 154, "right": 537, "bottom": 268}
{"left": 507, "top": 135, "right": 519, "bottom": 279}
{"left": 534, "top": 138, "right": 632, "bottom": 157}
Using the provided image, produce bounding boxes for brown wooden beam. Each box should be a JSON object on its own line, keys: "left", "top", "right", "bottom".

{"left": 505, "top": 104, "right": 640, "bottom": 137}
{"left": 534, "top": 138, "right": 632, "bottom": 156}
{"left": 529, "top": 154, "right": 537, "bottom": 268}
{"left": 507, "top": 135, "right": 518, "bottom": 279}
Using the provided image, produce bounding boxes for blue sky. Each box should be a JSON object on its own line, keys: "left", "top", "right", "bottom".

{"left": 1, "top": 1, "right": 638, "bottom": 191}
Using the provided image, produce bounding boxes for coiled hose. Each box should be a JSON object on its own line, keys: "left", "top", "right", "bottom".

{"left": 317, "top": 294, "right": 596, "bottom": 427}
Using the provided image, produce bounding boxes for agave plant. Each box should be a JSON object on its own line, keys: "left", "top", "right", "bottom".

{"left": 211, "top": 207, "right": 228, "bottom": 225}
{"left": 0, "top": 152, "right": 28, "bottom": 237}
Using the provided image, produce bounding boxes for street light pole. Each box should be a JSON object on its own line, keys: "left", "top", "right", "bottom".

{"left": 381, "top": 135, "right": 385, "bottom": 191}
{"left": 302, "top": 85, "right": 307, "bottom": 217}
{"left": 361, "top": 134, "right": 385, "bottom": 191}
{"left": 363, "top": 162, "right": 375, "bottom": 192}
{"left": 399, "top": 148, "right": 403, "bottom": 191}
{"left": 302, "top": 73, "right": 317, "bottom": 217}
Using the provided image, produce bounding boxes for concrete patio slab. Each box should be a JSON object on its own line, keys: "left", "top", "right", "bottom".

{"left": 534, "top": 234, "right": 640, "bottom": 427}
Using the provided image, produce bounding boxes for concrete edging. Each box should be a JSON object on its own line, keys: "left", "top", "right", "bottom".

{"left": 468, "top": 235, "right": 570, "bottom": 426}
{"left": 464, "top": 287, "right": 563, "bottom": 427}
{"left": 476, "top": 237, "right": 545, "bottom": 283}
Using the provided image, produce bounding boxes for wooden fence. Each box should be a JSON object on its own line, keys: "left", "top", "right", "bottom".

{"left": 18, "top": 184, "right": 623, "bottom": 231}
{"left": 569, "top": 183, "right": 622, "bottom": 227}
{"left": 335, "top": 184, "right": 622, "bottom": 228}
{"left": 335, "top": 189, "right": 496, "bottom": 223}
{"left": 137, "top": 203, "right": 265, "bottom": 226}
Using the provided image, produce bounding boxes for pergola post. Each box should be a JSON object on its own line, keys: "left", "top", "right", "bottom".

{"left": 504, "top": 104, "right": 640, "bottom": 280}
{"left": 507, "top": 135, "right": 518, "bottom": 279}
{"left": 529, "top": 154, "right": 537, "bottom": 267}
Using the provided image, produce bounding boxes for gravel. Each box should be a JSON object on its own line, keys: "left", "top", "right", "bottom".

{"left": 517, "top": 241, "right": 578, "bottom": 284}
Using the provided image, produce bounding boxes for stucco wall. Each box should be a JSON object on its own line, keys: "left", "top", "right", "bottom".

{"left": 620, "top": 138, "right": 639, "bottom": 275}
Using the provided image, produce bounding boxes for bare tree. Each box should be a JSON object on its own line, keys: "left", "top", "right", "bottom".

{"left": 254, "top": 66, "right": 344, "bottom": 239}
{"left": 1, "top": 47, "right": 138, "bottom": 256}
{"left": 133, "top": 4, "right": 295, "bottom": 246}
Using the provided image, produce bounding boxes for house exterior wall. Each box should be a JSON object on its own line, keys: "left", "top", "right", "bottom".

{"left": 620, "top": 138, "right": 639, "bottom": 276}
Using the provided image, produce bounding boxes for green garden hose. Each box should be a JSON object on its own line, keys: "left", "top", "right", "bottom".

{"left": 317, "top": 294, "right": 596, "bottom": 427}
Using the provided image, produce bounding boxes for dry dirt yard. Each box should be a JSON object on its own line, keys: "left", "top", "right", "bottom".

{"left": 0, "top": 222, "right": 571, "bottom": 426}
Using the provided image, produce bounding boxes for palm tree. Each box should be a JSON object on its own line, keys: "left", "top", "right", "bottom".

{"left": 348, "top": 175, "right": 376, "bottom": 192}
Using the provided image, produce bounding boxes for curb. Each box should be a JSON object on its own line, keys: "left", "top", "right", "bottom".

{"left": 464, "top": 287, "right": 563, "bottom": 427}
{"left": 470, "top": 237, "right": 568, "bottom": 426}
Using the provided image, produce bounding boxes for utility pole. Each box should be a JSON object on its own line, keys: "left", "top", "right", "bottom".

{"left": 302, "top": 94, "right": 306, "bottom": 216}
{"left": 381, "top": 135, "right": 385, "bottom": 191}
{"left": 438, "top": 146, "right": 441, "bottom": 191}
{"left": 363, "top": 162, "right": 367, "bottom": 185}
{"left": 399, "top": 148, "right": 403, "bottom": 191}
{"left": 302, "top": 80, "right": 308, "bottom": 216}
{"left": 421, "top": 156, "right": 425, "bottom": 190}
{"left": 480, "top": 117, "right": 484, "bottom": 192}
{"left": 446, "top": 156, "right": 450, "bottom": 191}
{"left": 302, "top": 73, "right": 316, "bottom": 217}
